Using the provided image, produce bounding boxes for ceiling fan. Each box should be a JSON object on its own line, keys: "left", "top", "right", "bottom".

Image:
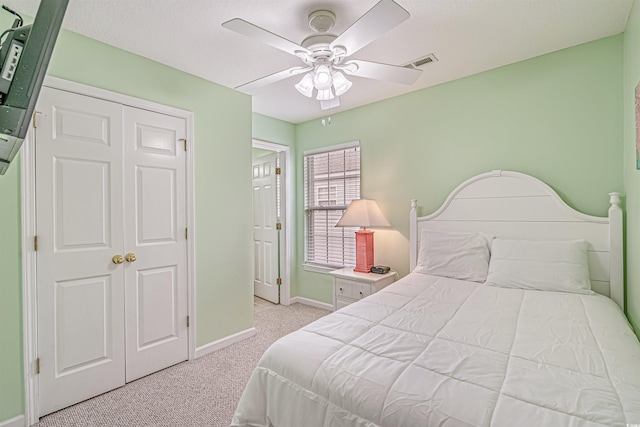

{"left": 222, "top": 0, "right": 422, "bottom": 110}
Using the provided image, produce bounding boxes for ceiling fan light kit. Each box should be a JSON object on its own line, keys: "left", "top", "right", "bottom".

{"left": 294, "top": 63, "right": 353, "bottom": 106}
{"left": 313, "top": 65, "right": 332, "bottom": 89}
{"left": 320, "top": 97, "right": 340, "bottom": 110}
{"left": 316, "top": 88, "right": 334, "bottom": 101}
{"left": 294, "top": 73, "right": 315, "bottom": 97}
{"left": 332, "top": 72, "right": 352, "bottom": 96}
{"left": 222, "top": 0, "right": 423, "bottom": 111}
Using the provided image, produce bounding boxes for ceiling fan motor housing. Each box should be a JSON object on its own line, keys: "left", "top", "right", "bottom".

{"left": 301, "top": 34, "right": 337, "bottom": 62}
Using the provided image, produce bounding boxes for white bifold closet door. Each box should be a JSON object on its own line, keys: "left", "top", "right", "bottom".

{"left": 35, "top": 87, "right": 188, "bottom": 416}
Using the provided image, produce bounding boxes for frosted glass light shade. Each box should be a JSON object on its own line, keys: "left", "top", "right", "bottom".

{"left": 313, "top": 65, "right": 332, "bottom": 90}
{"left": 332, "top": 71, "right": 352, "bottom": 96}
{"left": 295, "top": 73, "right": 314, "bottom": 97}
{"left": 336, "top": 199, "right": 391, "bottom": 228}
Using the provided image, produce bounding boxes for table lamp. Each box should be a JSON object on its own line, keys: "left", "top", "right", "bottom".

{"left": 336, "top": 199, "right": 390, "bottom": 273}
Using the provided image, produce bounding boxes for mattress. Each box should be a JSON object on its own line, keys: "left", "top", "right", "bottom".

{"left": 232, "top": 273, "right": 640, "bottom": 426}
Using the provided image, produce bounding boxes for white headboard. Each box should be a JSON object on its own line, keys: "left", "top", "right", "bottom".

{"left": 409, "top": 170, "right": 624, "bottom": 309}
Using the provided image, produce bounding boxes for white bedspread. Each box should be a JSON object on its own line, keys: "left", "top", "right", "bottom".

{"left": 232, "top": 273, "right": 640, "bottom": 426}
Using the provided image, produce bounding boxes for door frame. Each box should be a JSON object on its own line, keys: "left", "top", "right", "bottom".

{"left": 252, "top": 139, "right": 291, "bottom": 306}
{"left": 21, "top": 76, "right": 197, "bottom": 425}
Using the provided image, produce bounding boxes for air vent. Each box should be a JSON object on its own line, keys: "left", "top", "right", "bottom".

{"left": 404, "top": 54, "right": 438, "bottom": 69}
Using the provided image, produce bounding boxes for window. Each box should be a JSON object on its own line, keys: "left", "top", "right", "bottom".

{"left": 317, "top": 186, "right": 338, "bottom": 206}
{"left": 304, "top": 142, "right": 360, "bottom": 269}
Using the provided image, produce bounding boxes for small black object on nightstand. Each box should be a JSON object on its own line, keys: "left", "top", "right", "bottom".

{"left": 370, "top": 265, "right": 390, "bottom": 274}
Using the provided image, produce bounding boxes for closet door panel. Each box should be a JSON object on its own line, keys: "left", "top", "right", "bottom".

{"left": 123, "top": 106, "right": 189, "bottom": 382}
{"left": 36, "top": 87, "right": 126, "bottom": 416}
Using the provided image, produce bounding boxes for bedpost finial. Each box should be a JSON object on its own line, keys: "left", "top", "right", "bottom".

{"left": 411, "top": 199, "right": 417, "bottom": 209}
{"left": 609, "top": 192, "right": 621, "bottom": 206}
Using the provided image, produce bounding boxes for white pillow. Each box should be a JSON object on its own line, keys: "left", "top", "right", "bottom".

{"left": 485, "top": 238, "right": 593, "bottom": 294}
{"left": 414, "top": 230, "right": 492, "bottom": 283}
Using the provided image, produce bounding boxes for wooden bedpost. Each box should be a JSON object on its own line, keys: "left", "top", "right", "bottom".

{"left": 410, "top": 199, "right": 418, "bottom": 272}
{"left": 608, "top": 192, "right": 624, "bottom": 310}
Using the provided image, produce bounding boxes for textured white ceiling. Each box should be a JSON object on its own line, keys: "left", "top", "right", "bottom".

{"left": 3, "top": 0, "right": 632, "bottom": 123}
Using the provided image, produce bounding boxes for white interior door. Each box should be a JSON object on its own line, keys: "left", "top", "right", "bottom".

{"left": 252, "top": 152, "right": 280, "bottom": 303}
{"left": 123, "top": 106, "right": 189, "bottom": 382}
{"left": 36, "top": 87, "right": 126, "bottom": 416}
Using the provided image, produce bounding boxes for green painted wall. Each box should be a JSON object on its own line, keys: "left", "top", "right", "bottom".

{"left": 294, "top": 36, "right": 624, "bottom": 304}
{"left": 0, "top": 20, "right": 253, "bottom": 422}
{"left": 624, "top": 0, "right": 640, "bottom": 335}
{"left": 0, "top": 152, "right": 23, "bottom": 421}
{"left": 253, "top": 113, "right": 296, "bottom": 147}
{"left": 252, "top": 147, "right": 272, "bottom": 158}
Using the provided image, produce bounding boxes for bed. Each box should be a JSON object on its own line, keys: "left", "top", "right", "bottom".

{"left": 232, "top": 170, "right": 640, "bottom": 427}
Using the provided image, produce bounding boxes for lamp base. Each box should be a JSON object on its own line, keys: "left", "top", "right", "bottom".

{"left": 354, "top": 229, "right": 374, "bottom": 273}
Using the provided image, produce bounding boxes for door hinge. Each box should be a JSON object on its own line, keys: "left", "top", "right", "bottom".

{"left": 185, "top": 228, "right": 188, "bottom": 239}
{"left": 186, "top": 315, "right": 190, "bottom": 328}
{"left": 179, "top": 138, "right": 187, "bottom": 151}
{"left": 33, "top": 111, "right": 41, "bottom": 128}
{"left": 276, "top": 222, "right": 282, "bottom": 230}
{"left": 276, "top": 277, "right": 282, "bottom": 285}
{"left": 35, "top": 358, "right": 40, "bottom": 375}
{"left": 275, "top": 167, "right": 281, "bottom": 175}
{"left": 34, "top": 235, "right": 38, "bottom": 252}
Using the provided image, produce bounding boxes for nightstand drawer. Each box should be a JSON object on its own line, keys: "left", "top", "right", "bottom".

{"left": 330, "top": 268, "right": 397, "bottom": 312}
{"left": 335, "top": 279, "right": 354, "bottom": 298}
{"left": 353, "top": 282, "right": 372, "bottom": 300}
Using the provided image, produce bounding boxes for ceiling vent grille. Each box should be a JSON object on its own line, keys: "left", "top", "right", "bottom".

{"left": 404, "top": 54, "right": 438, "bottom": 69}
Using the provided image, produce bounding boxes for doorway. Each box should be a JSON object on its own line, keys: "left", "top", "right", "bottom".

{"left": 252, "top": 140, "right": 291, "bottom": 306}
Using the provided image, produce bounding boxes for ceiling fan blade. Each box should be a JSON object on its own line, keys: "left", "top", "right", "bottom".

{"left": 236, "top": 66, "right": 310, "bottom": 94}
{"left": 222, "top": 18, "right": 310, "bottom": 57}
{"left": 330, "top": 0, "right": 410, "bottom": 56}
{"left": 343, "top": 60, "right": 422, "bottom": 85}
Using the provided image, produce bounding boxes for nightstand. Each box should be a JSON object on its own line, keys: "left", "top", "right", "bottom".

{"left": 330, "top": 267, "right": 398, "bottom": 311}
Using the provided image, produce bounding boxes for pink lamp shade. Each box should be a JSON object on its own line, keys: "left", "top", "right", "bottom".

{"left": 336, "top": 199, "right": 390, "bottom": 273}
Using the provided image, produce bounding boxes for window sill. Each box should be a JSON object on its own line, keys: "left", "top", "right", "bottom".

{"left": 303, "top": 264, "right": 349, "bottom": 274}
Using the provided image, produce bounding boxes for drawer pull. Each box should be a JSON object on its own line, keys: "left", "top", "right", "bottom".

{"left": 359, "top": 291, "right": 363, "bottom": 296}
{"left": 340, "top": 287, "right": 343, "bottom": 291}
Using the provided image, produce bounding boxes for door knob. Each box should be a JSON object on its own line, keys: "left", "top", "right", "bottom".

{"left": 125, "top": 253, "right": 137, "bottom": 263}
{"left": 112, "top": 255, "right": 124, "bottom": 264}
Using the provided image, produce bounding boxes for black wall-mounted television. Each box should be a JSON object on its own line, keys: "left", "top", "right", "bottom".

{"left": 0, "top": 0, "right": 68, "bottom": 175}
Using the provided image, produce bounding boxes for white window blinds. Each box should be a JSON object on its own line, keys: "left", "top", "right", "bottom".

{"left": 304, "top": 143, "right": 360, "bottom": 268}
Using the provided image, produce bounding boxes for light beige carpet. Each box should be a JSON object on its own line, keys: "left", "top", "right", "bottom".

{"left": 34, "top": 301, "right": 329, "bottom": 427}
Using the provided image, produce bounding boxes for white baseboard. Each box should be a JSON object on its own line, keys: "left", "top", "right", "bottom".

{"left": 195, "top": 327, "right": 256, "bottom": 358}
{"left": 0, "top": 415, "right": 25, "bottom": 427}
{"left": 290, "top": 296, "right": 333, "bottom": 311}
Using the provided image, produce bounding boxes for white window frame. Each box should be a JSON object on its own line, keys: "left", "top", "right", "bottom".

{"left": 303, "top": 141, "right": 360, "bottom": 273}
